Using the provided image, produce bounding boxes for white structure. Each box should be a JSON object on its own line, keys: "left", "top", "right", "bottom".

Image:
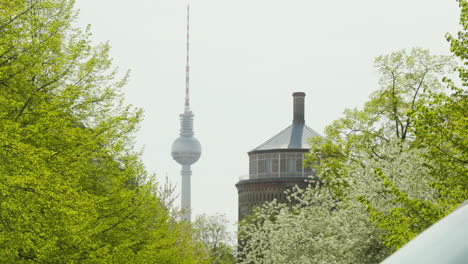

{"left": 171, "top": 5, "right": 201, "bottom": 222}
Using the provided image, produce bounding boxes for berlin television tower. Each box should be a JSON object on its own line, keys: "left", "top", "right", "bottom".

{"left": 171, "top": 5, "right": 201, "bottom": 222}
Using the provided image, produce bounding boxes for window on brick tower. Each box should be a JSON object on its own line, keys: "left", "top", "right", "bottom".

{"left": 258, "top": 158, "right": 264, "bottom": 174}
{"left": 265, "top": 159, "right": 272, "bottom": 173}
{"left": 287, "top": 159, "right": 296, "bottom": 173}
{"left": 296, "top": 158, "right": 302, "bottom": 172}
{"left": 280, "top": 156, "right": 286, "bottom": 173}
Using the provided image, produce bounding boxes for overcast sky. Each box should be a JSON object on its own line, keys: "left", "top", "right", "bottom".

{"left": 74, "top": 0, "right": 460, "bottom": 232}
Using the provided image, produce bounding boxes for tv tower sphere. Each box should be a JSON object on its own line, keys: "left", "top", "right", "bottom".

{"left": 171, "top": 133, "right": 201, "bottom": 165}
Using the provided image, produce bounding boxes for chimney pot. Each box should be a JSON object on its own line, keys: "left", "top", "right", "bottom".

{"left": 292, "top": 92, "right": 305, "bottom": 123}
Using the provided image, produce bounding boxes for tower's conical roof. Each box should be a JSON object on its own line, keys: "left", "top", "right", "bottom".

{"left": 249, "top": 123, "right": 320, "bottom": 153}
{"left": 249, "top": 92, "right": 321, "bottom": 154}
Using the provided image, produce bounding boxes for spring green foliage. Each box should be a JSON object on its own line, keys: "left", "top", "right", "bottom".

{"left": 411, "top": 87, "right": 467, "bottom": 213}
{"left": 0, "top": 0, "right": 208, "bottom": 263}
{"left": 422, "top": 0, "right": 468, "bottom": 207}
{"left": 448, "top": 0, "right": 468, "bottom": 84}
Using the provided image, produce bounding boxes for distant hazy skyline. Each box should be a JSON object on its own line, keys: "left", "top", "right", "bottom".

{"left": 75, "top": 0, "right": 460, "bottom": 232}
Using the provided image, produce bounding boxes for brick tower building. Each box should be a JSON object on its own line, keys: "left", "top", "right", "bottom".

{"left": 236, "top": 92, "right": 321, "bottom": 221}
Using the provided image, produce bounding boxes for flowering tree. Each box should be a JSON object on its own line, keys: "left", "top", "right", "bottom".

{"left": 238, "top": 139, "right": 440, "bottom": 263}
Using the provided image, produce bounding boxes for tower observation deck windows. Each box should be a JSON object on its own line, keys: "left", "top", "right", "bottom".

{"left": 247, "top": 152, "right": 311, "bottom": 179}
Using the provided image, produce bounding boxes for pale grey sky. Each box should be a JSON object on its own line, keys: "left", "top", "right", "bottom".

{"left": 75, "top": 0, "right": 460, "bottom": 232}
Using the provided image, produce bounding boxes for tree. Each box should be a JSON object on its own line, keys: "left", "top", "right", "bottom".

{"left": 361, "top": 0, "right": 468, "bottom": 249}
{"left": 0, "top": 1, "right": 208, "bottom": 262}
{"left": 417, "top": 0, "right": 468, "bottom": 209}
{"left": 305, "top": 48, "right": 456, "bottom": 251}
{"left": 307, "top": 48, "right": 453, "bottom": 190}
{"left": 193, "top": 214, "right": 236, "bottom": 264}
{"left": 239, "top": 48, "right": 456, "bottom": 263}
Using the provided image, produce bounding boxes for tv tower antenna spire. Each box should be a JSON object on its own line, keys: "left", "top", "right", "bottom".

{"left": 185, "top": 4, "right": 190, "bottom": 113}
{"left": 171, "top": 4, "right": 201, "bottom": 222}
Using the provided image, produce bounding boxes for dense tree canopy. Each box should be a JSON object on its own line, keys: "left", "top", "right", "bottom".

{"left": 0, "top": 0, "right": 208, "bottom": 263}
